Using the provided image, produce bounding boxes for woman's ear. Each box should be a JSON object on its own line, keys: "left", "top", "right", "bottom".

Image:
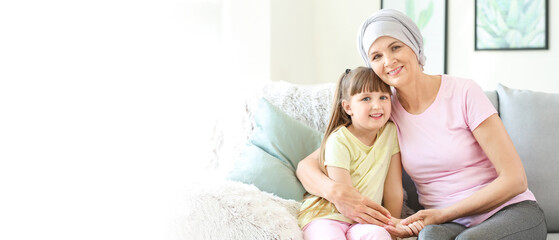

{"left": 342, "top": 99, "right": 353, "bottom": 116}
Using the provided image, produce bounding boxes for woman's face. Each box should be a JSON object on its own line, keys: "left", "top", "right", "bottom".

{"left": 367, "top": 36, "right": 421, "bottom": 88}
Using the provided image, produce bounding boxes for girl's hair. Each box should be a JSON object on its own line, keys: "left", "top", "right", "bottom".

{"left": 298, "top": 67, "right": 391, "bottom": 220}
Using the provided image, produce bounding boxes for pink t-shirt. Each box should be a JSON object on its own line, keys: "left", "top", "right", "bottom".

{"left": 391, "top": 75, "right": 536, "bottom": 227}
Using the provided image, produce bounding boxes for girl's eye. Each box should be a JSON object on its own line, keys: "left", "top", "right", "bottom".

{"left": 362, "top": 97, "right": 370, "bottom": 101}
{"left": 380, "top": 96, "right": 389, "bottom": 100}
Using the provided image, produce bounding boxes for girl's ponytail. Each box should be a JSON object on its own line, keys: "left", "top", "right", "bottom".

{"left": 298, "top": 69, "right": 353, "bottom": 220}
{"left": 318, "top": 70, "right": 353, "bottom": 172}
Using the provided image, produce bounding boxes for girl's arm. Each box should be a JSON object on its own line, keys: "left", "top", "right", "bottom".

{"left": 382, "top": 152, "right": 403, "bottom": 218}
{"left": 296, "top": 149, "right": 391, "bottom": 225}
{"left": 326, "top": 166, "right": 352, "bottom": 186}
{"left": 383, "top": 153, "right": 423, "bottom": 238}
{"left": 400, "top": 114, "right": 528, "bottom": 226}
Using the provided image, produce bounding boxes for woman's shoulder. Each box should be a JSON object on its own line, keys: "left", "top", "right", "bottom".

{"left": 443, "top": 75, "right": 477, "bottom": 86}
{"left": 442, "top": 75, "right": 483, "bottom": 94}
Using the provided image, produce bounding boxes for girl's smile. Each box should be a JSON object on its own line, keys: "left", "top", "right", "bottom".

{"left": 343, "top": 91, "right": 391, "bottom": 137}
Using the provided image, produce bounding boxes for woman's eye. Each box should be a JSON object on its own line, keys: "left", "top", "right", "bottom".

{"left": 371, "top": 54, "right": 381, "bottom": 61}
{"left": 392, "top": 45, "right": 401, "bottom": 51}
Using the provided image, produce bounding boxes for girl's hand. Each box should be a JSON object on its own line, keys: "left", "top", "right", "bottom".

{"left": 328, "top": 182, "right": 392, "bottom": 226}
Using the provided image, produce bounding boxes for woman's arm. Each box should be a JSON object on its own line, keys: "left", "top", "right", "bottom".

{"left": 296, "top": 149, "right": 392, "bottom": 225}
{"left": 401, "top": 114, "right": 528, "bottom": 226}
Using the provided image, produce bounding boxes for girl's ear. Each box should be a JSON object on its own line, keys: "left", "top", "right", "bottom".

{"left": 342, "top": 99, "right": 353, "bottom": 116}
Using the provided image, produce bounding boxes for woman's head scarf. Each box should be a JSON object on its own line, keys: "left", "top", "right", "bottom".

{"left": 357, "top": 9, "right": 426, "bottom": 68}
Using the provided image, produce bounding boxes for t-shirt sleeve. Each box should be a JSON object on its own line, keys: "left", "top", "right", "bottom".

{"left": 463, "top": 80, "right": 498, "bottom": 131}
{"left": 323, "top": 135, "right": 351, "bottom": 171}
{"left": 387, "top": 122, "right": 400, "bottom": 156}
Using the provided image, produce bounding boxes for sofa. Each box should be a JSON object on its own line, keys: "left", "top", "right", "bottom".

{"left": 172, "top": 80, "right": 559, "bottom": 240}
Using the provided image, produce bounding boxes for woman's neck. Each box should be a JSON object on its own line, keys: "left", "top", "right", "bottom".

{"left": 396, "top": 73, "right": 442, "bottom": 114}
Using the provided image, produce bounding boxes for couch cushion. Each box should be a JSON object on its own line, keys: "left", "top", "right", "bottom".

{"left": 484, "top": 90, "right": 499, "bottom": 112}
{"left": 249, "top": 98, "right": 323, "bottom": 171}
{"left": 227, "top": 144, "right": 307, "bottom": 201}
{"left": 497, "top": 84, "right": 559, "bottom": 232}
{"left": 227, "top": 98, "right": 322, "bottom": 201}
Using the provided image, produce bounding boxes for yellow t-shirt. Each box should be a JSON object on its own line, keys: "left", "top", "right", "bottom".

{"left": 298, "top": 122, "right": 400, "bottom": 228}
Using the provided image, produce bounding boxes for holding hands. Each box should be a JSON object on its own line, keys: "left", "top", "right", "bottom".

{"left": 385, "top": 217, "right": 424, "bottom": 238}
{"left": 385, "top": 208, "right": 448, "bottom": 238}
{"left": 328, "top": 182, "right": 428, "bottom": 238}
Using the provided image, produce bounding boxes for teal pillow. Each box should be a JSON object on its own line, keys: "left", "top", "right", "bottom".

{"left": 227, "top": 98, "right": 322, "bottom": 201}
{"left": 249, "top": 98, "right": 323, "bottom": 170}
{"left": 227, "top": 144, "right": 307, "bottom": 201}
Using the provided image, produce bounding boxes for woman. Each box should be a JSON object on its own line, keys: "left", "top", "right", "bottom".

{"left": 296, "top": 9, "right": 547, "bottom": 239}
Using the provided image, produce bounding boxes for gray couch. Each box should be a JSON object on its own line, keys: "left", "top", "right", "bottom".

{"left": 403, "top": 84, "right": 559, "bottom": 239}
{"left": 188, "top": 81, "right": 558, "bottom": 239}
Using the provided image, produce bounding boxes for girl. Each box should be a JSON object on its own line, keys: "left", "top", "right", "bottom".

{"left": 297, "top": 67, "right": 419, "bottom": 240}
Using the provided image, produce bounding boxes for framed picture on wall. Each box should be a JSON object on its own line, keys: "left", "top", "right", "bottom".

{"left": 475, "top": 0, "right": 548, "bottom": 50}
{"left": 381, "top": 0, "right": 448, "bottom": 74}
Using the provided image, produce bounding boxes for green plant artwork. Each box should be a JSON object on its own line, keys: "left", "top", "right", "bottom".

{"left": 381, "top": 0, "right": 447, "bottom": 74}
{"left": 404, "top": 0, "right": 434, "bottom": 32}
{"left": 476, "top": 0, "right": 547, "bottom": 49}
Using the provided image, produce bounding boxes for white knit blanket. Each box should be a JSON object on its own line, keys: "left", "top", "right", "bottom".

{"left": 169, "top": 180, "right": 303, "bottom": 240}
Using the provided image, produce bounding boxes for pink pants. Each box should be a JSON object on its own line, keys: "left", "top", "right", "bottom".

{"left": 303, "top": 218, "right": 392, "bottom": 240}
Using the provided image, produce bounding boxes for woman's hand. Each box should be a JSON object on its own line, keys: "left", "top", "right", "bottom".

{"left": 328, "top": 182, "right": 392, "bottom": 226}
{"left": 384, "top": 217, "right": 424, "bottom": 238}
{"left": 400, "top": 208, "right": 448, "bottom": 227}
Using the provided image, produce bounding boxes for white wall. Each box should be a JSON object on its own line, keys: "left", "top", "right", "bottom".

{"left": 270, "top": 0, "right": 314, "bottom": 83}
{"left": 313, "top": 0, "right": 381, "bottom": 83}
{"left": 223, "top": 0, "right": 271, "bottom": 82}
{"left": 270, "top": 0, "right": 380, "bottom": 84}
{"left": 448, "top": 1, "right": 558, "bottom": 93}
{"left": 273, "top": 1, "right": 559, "bottom": 93}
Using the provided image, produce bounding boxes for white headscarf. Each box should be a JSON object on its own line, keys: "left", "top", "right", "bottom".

{"left": 358, "top": 9, "right": 426, "bottom": 68}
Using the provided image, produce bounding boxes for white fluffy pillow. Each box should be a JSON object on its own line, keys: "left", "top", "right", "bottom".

{"left": 170, "top": 180, "right": 303, "bottom": 240}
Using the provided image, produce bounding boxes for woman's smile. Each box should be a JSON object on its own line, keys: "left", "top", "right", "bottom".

{"left": 388, "top": 66, "right": 403, "bottom": 75}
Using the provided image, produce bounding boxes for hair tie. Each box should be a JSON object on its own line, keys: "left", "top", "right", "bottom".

{"left": 345, "top": 69, "right": 351, "bottom": 74}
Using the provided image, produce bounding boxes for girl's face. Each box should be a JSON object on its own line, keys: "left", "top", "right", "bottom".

{"left": 367, "top": 36, "right": 421, "bottom": 88}
{"left": 343, "top": 90, "right": 391, "bottom": 132}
